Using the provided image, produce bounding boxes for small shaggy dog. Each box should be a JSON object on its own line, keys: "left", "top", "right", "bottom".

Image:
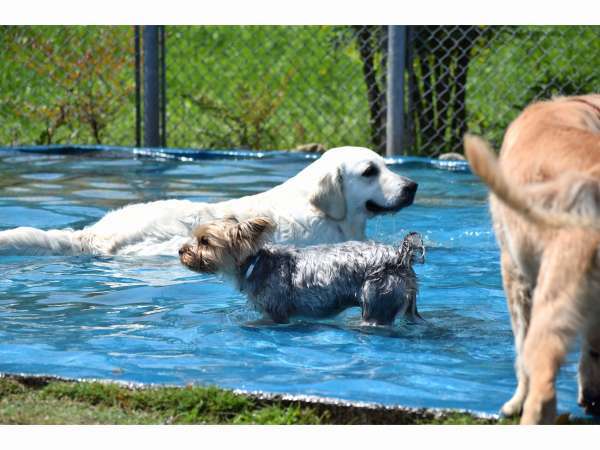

{"left": 179, "top": 216, "right": 425, "bottom": 325}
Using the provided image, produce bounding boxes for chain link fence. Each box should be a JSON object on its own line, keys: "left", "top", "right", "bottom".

{"left": 1, "top": 25, "right": 598, "bottom": 155}
{"left": 165, "top": 26, "right": 388, "bottom": 152}
{"left": 406, "top": 25, "right": 599, "bottom": 155}
{"left": 0, "top": 26, "right": 136, "bottom": 147}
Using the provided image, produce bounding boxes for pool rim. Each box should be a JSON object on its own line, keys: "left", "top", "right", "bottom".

{"left": 0, "top": 144, "right": 471, "bottom": 171}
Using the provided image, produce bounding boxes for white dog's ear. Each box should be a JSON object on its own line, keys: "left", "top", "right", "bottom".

{"left": 310, "top": 168, "right": 347, "bottom": 221}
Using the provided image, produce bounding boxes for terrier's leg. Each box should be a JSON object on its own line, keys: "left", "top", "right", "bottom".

{"left": 360, "top": 274, "right": 416, "bottom": 325}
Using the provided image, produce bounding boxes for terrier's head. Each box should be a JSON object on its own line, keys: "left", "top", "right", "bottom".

{"left": 179, "top": 216, "right": 275, "bottom": 275}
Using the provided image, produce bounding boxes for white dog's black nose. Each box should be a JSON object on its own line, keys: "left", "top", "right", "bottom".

{"left": 405, "top": 181, "right": 418, "bottom": 196}
{"left": 402, "top": 181, "right": 418, "bottom": 205}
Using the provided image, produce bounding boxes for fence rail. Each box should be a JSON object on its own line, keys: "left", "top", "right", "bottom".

{"left": 1, "top": 25, "right": 598, "bottom": 156}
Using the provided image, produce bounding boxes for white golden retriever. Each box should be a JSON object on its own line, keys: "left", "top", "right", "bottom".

{"left": 0, "top": 146, "right": 417, "bottom": 256}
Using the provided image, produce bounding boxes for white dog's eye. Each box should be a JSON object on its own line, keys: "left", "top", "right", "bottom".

{"left": 361, "top": 164, "right": 379, "bottom": 178}
{"left": 199, "top": 236, "right": 209, "bottom": 245}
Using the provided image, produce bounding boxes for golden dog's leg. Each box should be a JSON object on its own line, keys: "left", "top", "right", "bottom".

{"left": 499, "top": 250, "right": 533, "bottom": 417}
{"left": 520, "top": 239, "right": 591, "bottom": 424}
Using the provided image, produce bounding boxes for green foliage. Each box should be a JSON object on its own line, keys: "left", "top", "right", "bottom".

{"left": 183, "top": 69, "right": 295, "bottom": 149}
{"left": 0, "top": 26, "right": 135, "bottom": 146}
{"left": 166, "top": 25, "right": 371, "bottom": 150}
{"left": 466, "top": 25, "right": 599, "bottom": 147}
{"left": 0, "top": 25, "right": 598, "bottom": 153}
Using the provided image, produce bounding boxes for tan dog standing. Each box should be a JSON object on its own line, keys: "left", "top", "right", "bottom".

{"left": 464, "top": 94, "right": 600, "bottom": 424}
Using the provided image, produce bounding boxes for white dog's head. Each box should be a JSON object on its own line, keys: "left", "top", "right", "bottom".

{"left": 305, "top": 146, "right": 417, "bottom": 221}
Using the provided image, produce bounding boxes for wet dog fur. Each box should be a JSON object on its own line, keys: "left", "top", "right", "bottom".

{"left": 179, "top": 216, "right": 425, "bottom": 326}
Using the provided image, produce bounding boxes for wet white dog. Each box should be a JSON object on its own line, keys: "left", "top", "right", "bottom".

{"left": 0, "top": 147, "right": 417, "bottom": 256}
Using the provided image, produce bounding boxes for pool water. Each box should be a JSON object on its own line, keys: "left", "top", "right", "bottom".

{"left": 0, "top": 147, "right": 583, "bottom": 416}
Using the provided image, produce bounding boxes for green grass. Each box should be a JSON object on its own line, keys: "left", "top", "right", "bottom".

{"left": 0, "top": 376, "right": 325, "bottom": 425}
{"left": 0, "top": 375, "right": 504, "bottom": 425}
{"left": 0, "top": 25, "right": 598, "bottom": 153}
{"left": 1, "top": 375, "right": 597, "bottom": 424}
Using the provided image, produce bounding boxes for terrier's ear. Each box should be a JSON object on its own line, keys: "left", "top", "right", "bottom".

{"left": 228, "top": 216, "right": 276, "bottom": 256}
{"left": 310, "top": 168, "right": 347, "bottom": 221}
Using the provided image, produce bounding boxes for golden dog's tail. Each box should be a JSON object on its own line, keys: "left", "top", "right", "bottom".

{"left": 464, "top": 133, "right": 600, "bottom": 230}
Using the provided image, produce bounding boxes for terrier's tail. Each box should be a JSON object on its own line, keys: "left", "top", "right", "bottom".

{"left": 0, "top": 227, "right": 84, "bottom": 255}
{"left": 393, "top": 232, "right": 425, "bottom": 323}
{"left": 464, "top": 133, "right": 600, "bottom": 230}
{"left": 399, "top": 232, "right": 425, "bottom": 266}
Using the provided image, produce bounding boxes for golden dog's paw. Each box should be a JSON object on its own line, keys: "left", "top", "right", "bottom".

{"left": 520, "top": 395, "right": 557, "bottom": 425}
{"left": 500, "top": 396, "right": 524, "bottom": 417}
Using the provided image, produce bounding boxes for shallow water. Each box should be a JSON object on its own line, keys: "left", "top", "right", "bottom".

{"left": 0, "top": 147, "right": 583, "bottom": 416}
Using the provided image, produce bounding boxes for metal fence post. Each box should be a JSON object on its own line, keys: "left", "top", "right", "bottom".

{"left": 134, "top": 26, "right": 142, "bottom": 147}
{"left": 386, "top": 25, "right": 407, "bottom": 156}
{"left": 143, "top": 26, "right": 160, "bottom": 147}
{"left": 159, "top": 26, "right": 167, "bottom": 147}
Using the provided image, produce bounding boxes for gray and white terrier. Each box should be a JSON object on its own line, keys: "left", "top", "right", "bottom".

{"left": 179, "top": 217, "right": 425, "bottom": 325}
